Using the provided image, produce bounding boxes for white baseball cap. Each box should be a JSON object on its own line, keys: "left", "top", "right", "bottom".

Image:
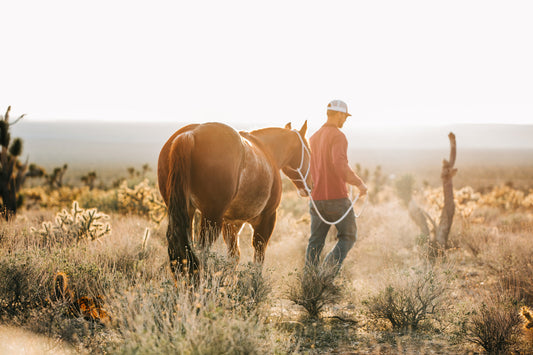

{"left": 327, "top": 100, "right": 351, "bottom": 116}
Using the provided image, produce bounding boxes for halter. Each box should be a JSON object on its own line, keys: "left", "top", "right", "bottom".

{"left": 288, "top": 129, "right": 368, "bottom": 225}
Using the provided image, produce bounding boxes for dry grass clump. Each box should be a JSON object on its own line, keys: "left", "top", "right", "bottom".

{"left": 465, "top": 294, "right": 522, "bottom": 354}
{"left": 286, "top": 263, "right": 342, "bottom": 319}
{"left": 106, "top": 256, "right": 280, "bottom": 354}
{"left": 363, "top": 264, "right": 451, "bottom": 332}
{"left": 482, "top": 232, "right": 533, "bottom": 304}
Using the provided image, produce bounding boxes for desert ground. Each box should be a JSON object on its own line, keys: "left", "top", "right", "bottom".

{"left": 1, "top": 122, "right": 532, "bottom": 354}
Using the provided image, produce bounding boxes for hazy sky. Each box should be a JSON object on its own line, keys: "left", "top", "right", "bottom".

{"left": 2, "top": 0, "right": 532, "bottom": 128}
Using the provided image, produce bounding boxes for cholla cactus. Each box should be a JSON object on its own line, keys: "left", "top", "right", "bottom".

{"left": 0, "top": 106, "right": 43, "bottom": 219}
{"left": 32, "top": 201, "right": 111, "bottom": 243}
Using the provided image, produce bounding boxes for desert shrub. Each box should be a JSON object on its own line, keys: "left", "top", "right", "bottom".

{"left": 116, "top": 179, "right": 166, "bottom": 222}
{"left": 77, "top": 188, "right": 120, "bottom": 212}
{"left": 484, "top": 233, "right": 533, "bottom": 304}
{"left": 394, "top": 174, "right": 415, "bottom": 206}
{"left": 22, "top": 186, "right": 84, "bottom": 210}
{"left": 197, "top": 253, "right": 272, "bottom": 316}
{"left": 455, "top": 223, "right": 498, "bottom": 258}
{"left": 363, "top": 265, "right": 450, "bottom": 331}
{"left": 232, "top": 262, "right": 272, "bottom": 315}
{"left": 287, "top": 264, "right": 342, "bottom": 319}
{"left": 466, "top": 297, "right": 522, "bottom": 354}
{"left": 105, "top": 258, "right": 280, "bottom": 354}
{"left": 0, "top": 251, "right": 49, "bottom": 316}
{"left": 0, "top": 248, "right": 112, "bottom": 319}
{"left": 31, "top": 201, "right": 111, "bottom": 244}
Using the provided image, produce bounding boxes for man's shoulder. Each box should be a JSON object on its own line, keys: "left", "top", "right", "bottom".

{"left": 311, "top": 126, "right": 347, "bottom": 148}
{"left": 311, "top": 125, "right": 345, "bottom": 138}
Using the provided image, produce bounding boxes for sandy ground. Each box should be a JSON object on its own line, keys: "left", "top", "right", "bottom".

{"left": 0, "top": 326, "right": 73, "bottom": 355}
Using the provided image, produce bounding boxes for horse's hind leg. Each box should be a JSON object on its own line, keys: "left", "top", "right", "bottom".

{"left": 251, "top": 212, "right": 277, "bottom": 264}
{"left": 223, "top": 222, "right": 243, "bottom": 262}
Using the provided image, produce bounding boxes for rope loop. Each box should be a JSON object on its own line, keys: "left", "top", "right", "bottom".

{"left": 289, "top": 129, "right": 368, "bottom": 225}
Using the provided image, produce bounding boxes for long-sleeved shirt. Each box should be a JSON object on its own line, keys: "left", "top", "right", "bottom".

{"left": 309, "top": 123, "right": 364, "bottom": 200}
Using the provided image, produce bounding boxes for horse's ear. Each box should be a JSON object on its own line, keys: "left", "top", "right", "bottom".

{"left": 285, "top": 122, "right": 292, "bottom": 130}
{"left": 299, "top": 120, "right": 308, "bottom": 136}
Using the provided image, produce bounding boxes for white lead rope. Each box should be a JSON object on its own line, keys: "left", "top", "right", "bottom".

{"left": 288, "top": 130, "right": 368, "bottom": 225}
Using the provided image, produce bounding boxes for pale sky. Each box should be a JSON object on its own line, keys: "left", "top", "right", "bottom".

{"left": 2, "top": 0, "right": 532, "bottom": 128}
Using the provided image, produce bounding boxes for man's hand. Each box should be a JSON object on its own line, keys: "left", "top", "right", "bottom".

{"left": 358, "top": 183, "right": 368, "bottom": 197}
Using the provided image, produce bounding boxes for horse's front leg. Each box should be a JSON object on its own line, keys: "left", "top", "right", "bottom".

{"left": 251, "top": 212, "right": 277, "bottom": 264}
{"left": 223, "top": 222, "right": 244, "bottom": 262}
{"left": 198, "top": 216, "right": 222, "bottom": 249}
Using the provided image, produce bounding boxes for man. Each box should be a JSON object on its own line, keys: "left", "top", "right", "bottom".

{"left": 306, "top": 99, "right": 368, "bottom": 273}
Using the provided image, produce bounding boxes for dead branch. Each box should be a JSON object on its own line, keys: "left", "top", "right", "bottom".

{"left": 430, "top": 132, "right": 457, "bottom": 255}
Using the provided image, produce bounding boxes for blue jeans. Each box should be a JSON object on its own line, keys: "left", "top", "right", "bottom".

{"left": 305, "top": 198, "right": 357, "bottom": 272}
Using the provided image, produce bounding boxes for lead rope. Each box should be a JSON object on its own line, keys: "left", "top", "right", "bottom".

{"left": 289, "top": 130, "right": 368, "bottom": 225}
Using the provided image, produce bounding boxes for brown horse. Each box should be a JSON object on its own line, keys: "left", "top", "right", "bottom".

{"left": 158, "top": 121, "right": 311, "bottom": 275}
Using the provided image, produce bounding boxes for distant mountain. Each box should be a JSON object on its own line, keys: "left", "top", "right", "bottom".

{"left": 10, "top": 121, "right": 533, "bottom": 172}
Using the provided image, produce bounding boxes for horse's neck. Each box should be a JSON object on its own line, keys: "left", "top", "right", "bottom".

{"left": 249, "top": 128, "right": 292, "bottom": 168}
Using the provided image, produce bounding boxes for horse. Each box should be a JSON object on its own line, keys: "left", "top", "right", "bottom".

{"left": 157, "top": 121, "right": 312, "bottom": 276}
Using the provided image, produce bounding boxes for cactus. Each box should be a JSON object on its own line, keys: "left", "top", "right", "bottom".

{"left": 47, "top": 164, "right": 68, "bottom": 189}
{"left": 32, "top": 201, "right": 111, "bottom": 243}
{"left": 0, "top": 106, "right": 42, "bottom": 220}
{"left": 522, "top": 306, "right": 533, "bottom": 328}
{"left": 52, "top": 271, "right": 109, "bottom": 322}
{"left": 81, "top": 171, "right": 97, "bottom": 190}
{"left": 522, "top": 306, "right": 533, "bottom": 345}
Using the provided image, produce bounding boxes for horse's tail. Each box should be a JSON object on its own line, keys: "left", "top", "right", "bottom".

{"left": 167, "top": 132, "right": 199, "bottom": 276}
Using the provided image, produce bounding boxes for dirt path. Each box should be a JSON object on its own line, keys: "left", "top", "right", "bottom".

{"left": 0, "top": 326, "right": 73, "bottom": 355}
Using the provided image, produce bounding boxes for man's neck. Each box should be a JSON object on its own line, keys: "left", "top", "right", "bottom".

{"left": 325, "top": 118, "right": 341, "bottom": 128}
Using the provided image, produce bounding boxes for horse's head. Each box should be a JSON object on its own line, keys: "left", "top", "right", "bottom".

{"left": 282, "top": 121, "right": 313, "bottom": 197}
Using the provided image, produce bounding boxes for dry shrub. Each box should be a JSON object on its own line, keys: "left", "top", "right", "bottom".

{"left": 484, "top": 232, "right": 533, "bottom": 304}
{"left": 455, "top": 222, "right": 498, "bottom": 257}
{"left": 363, "top": 264, "right": 450, "bottom": 331}
{"left": 287, "top": 264, "right": 342, "bottom": 319}
{"left": 466, "top": 295, "right": 522, "bottom": 354}
{"left": 106, "top": 256, "right": 280, "bottom": 354}
{"left": 116, "top": 179, "right": 166, "bottom": 223}
{"left": 232, "top": 262, "right": 272, "bottom": 315}
{"left": 0, "top": 251, "right": 49, "bottom": 317}
{"left": 22, "top": 186, "right": 83, "bottom": 210}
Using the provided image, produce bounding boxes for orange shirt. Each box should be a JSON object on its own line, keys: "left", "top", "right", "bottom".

{"left": 309, "top": 124, "right": 363, "bottom": 200}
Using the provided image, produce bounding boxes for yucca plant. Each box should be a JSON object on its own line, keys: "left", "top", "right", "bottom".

{"left": 0, "top": 106, "right": 44, "bottom": 220}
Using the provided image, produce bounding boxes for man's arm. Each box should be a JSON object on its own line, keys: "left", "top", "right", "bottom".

{"left": 331, "top": 139, "right": 368, "bottom": 195}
